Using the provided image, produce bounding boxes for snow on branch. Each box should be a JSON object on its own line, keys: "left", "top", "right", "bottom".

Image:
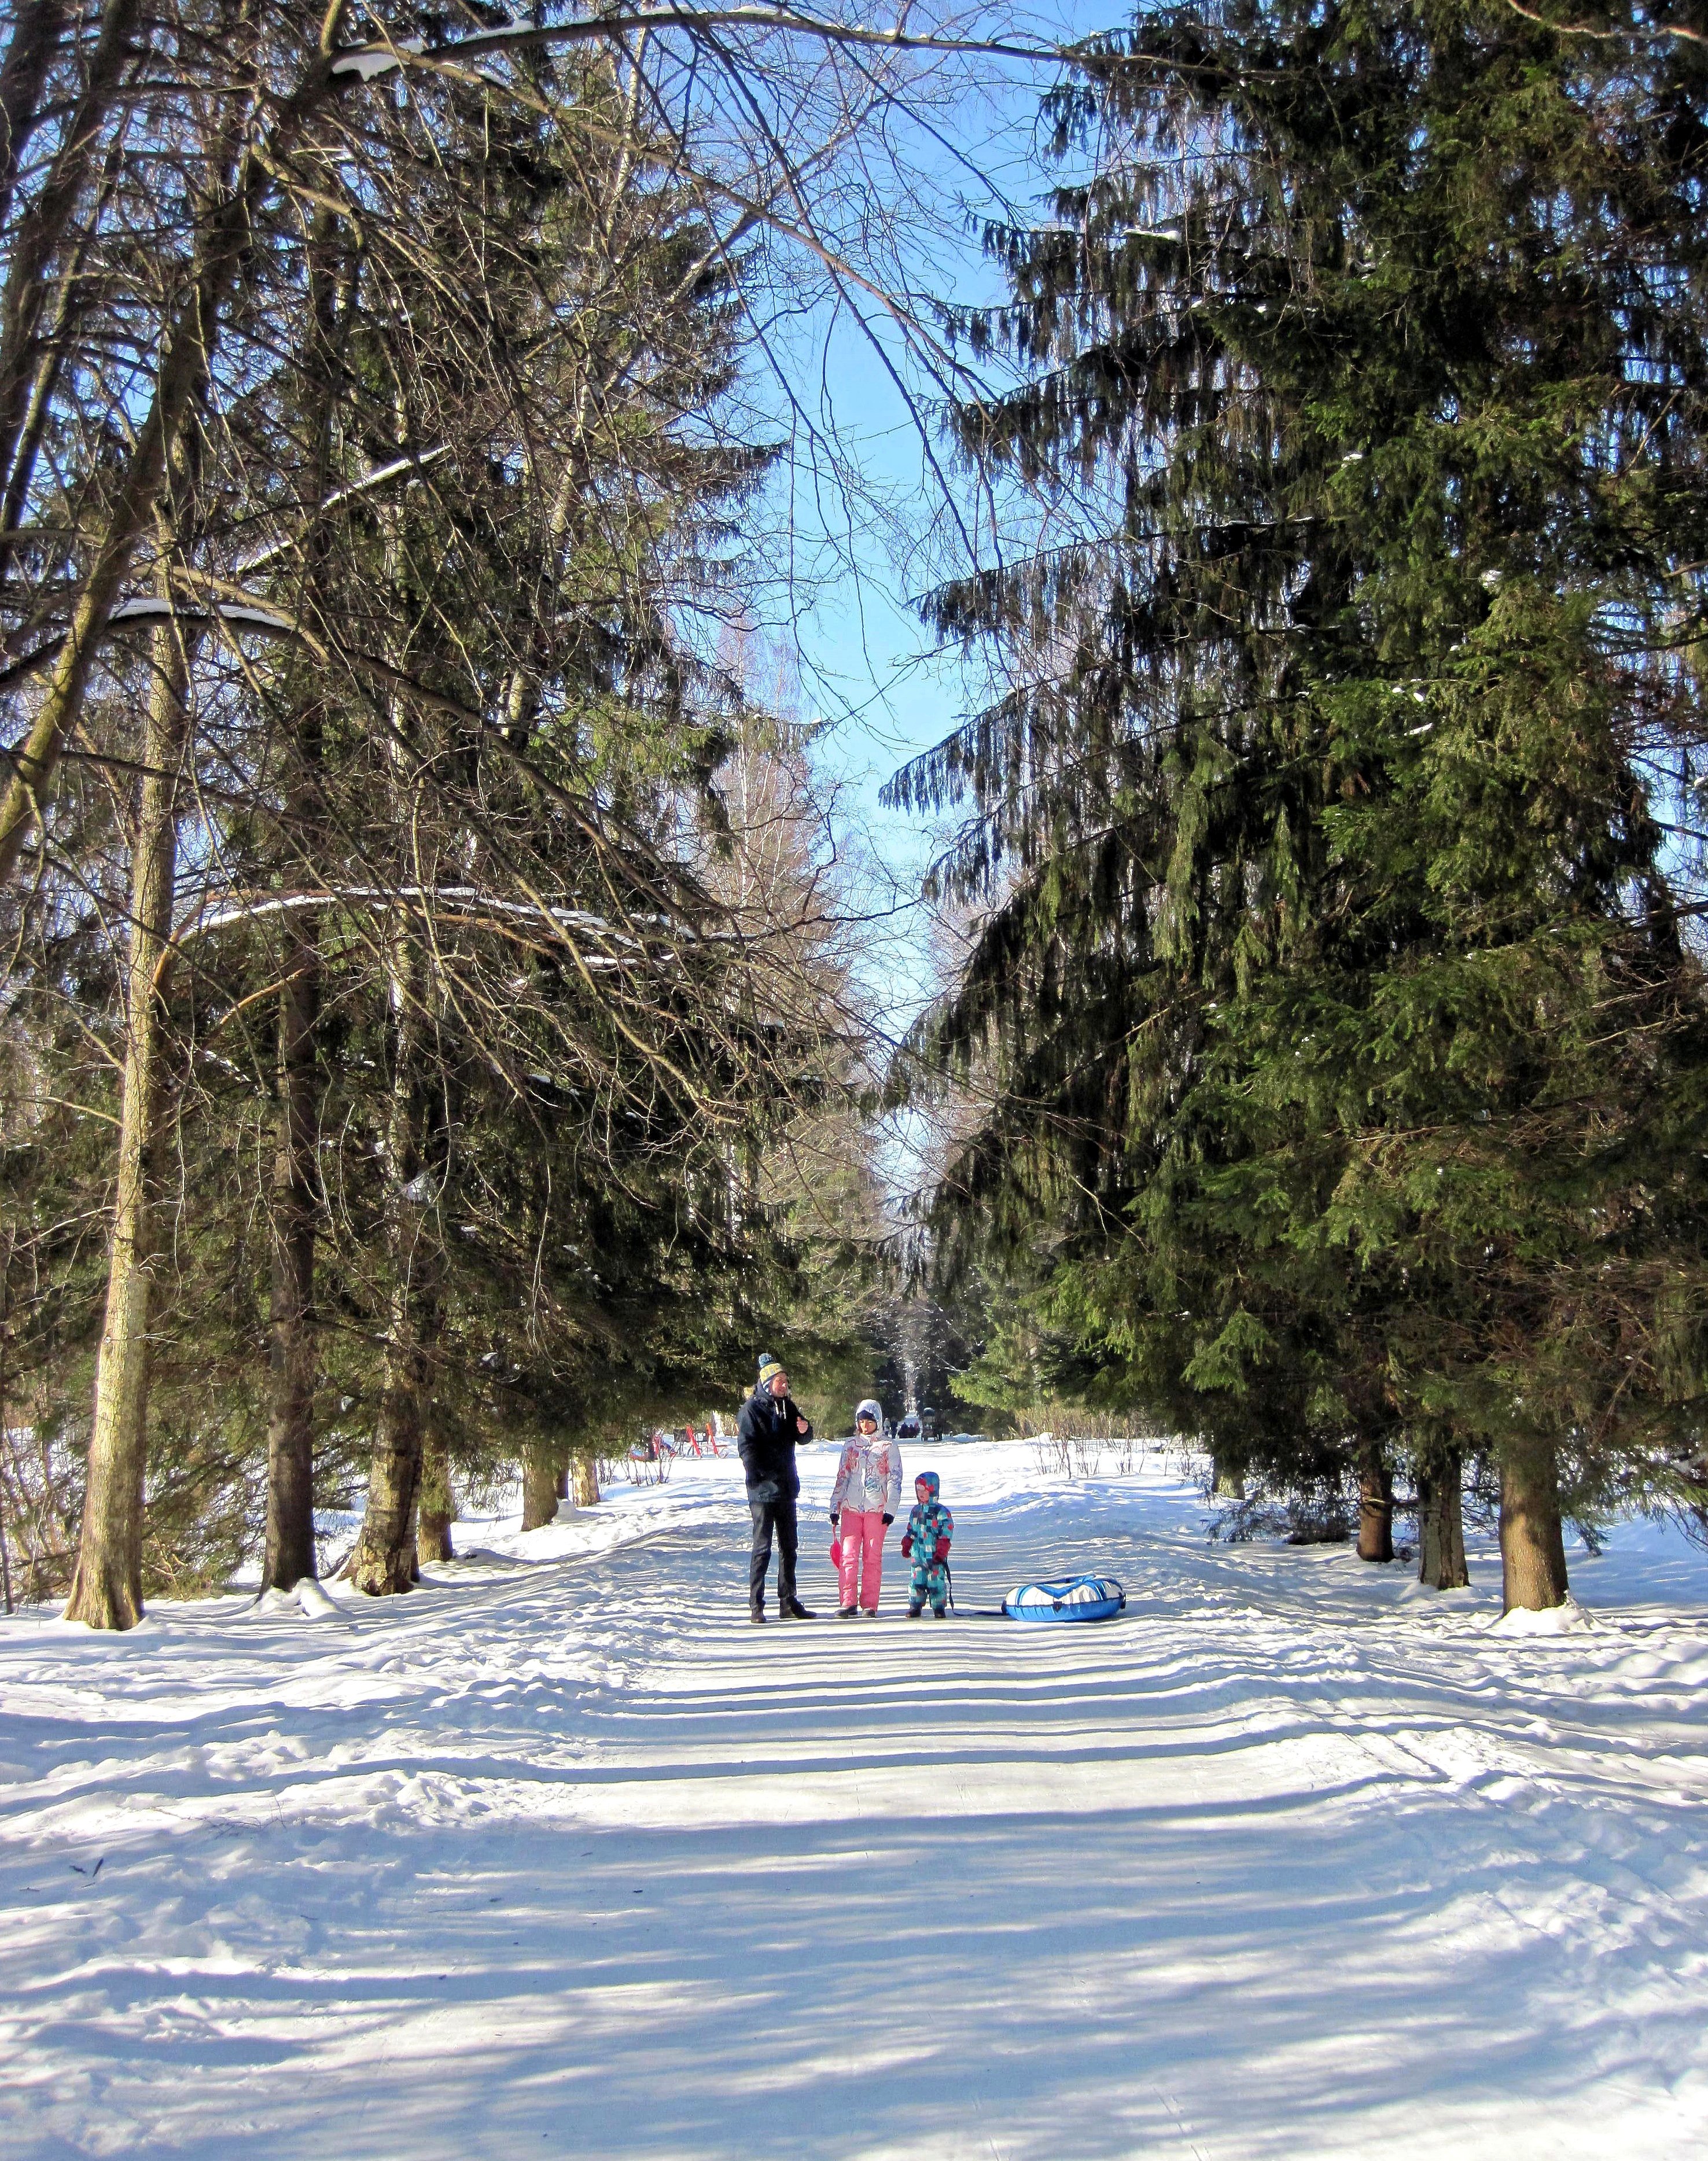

{"left": 107, "top": 597, "right": 296, "bottom": 634}
{"left": 172, "top": 885, "right": 732, "bottom": 963}
{"left": 233, "top": 448, "right": 454, "bottom": 577}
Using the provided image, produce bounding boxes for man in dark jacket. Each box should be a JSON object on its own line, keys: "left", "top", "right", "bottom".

{"left": 737, "top": 1353, "right": 815, "bottom": 1622}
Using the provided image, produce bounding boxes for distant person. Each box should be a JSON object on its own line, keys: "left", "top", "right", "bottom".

{"left": 829, "top": 1400, "right": 901, "bottom": 1617}
{"left": 737, "top": 1353, "right": 815, "bottom": 1623}
{"left": 900, "top": 1469, "right": 955, "bottom": 1618}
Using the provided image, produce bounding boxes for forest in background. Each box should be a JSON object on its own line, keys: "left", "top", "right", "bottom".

{"left": 3, "top": 0, "right": 1707, "bottom": 1626}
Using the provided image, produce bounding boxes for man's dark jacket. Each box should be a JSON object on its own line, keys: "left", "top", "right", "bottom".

{"left": 737, "top": 1385, "right": 812, "bottom": 1503}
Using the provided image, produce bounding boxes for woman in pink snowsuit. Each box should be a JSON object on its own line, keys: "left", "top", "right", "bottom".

{"left": 829, "top": 1402, "right": 902, "bottom": 1616}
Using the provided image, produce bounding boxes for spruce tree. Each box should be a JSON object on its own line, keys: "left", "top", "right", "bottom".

{"left": 898, "top": 0, "right": 1708, "bottom": 1606}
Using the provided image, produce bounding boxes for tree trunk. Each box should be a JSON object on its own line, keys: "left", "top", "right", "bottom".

{"left": 260, "top": 212, "right": 350, "bottom": 1593}
{"left": 417, "top": 1419, "right": 455, "bottom": 1563}
{"left": 0, "top": 22, "right": 340, "bottom": 888}
{"left": 1211, "top": 1450, "right": 1245, "bottom": 1500}
{"left": 1356, "top": 1438, "right": 1394, "bottom": 1563}
{"left": 63, "top": 617, "right": 189, "bottom": 1629}
{"left": 1500, "top": 1435, "right": 1569, "bottom": 1613}
{"left": 343, "top": 403, "right": 444, "bottom": 1601}
{"left": 3, "top": 143, "right": 120, "bottom": 538}
{"left": 521, "top": 1444, "right": 560, "bottom": 1531}
{"left": 345, "top": 1303, "right": 426, "bottom": 1595}
{"left": 344, "top": 907, "right": 435, "bottom": 1596}
{"left": 0, "top": 1, "right": 65, "bottom": 235}
{"left": 0, "top": 1267, "right": 12, "bottom": 1614}
{"left": 0, "top": 0, "right": 140, "bottom": 499}
{"left": 343, "top": 1135, "right": 435, "bottom": 1593}
{"left": 261, "top": 939, "right": 318, "bottom": 1591}
{"left": 555, "top": 1456, "right": 569, "bottom": 1501}
{"left": 1416, "top": 1444, "right": 1470, "bottom": 1590}
{"left": 0, "top": 1301, "right": 13, "bottom": 1613}
{"left": 571, "top": 1455, "right": 600, "bottom": 1508}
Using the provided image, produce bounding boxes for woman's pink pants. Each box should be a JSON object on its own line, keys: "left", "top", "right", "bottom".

{"left": 837, "top": 1508, "right": 888, "bottom": 1611}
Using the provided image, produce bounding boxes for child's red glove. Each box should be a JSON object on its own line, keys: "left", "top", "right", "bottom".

{"left": 900, "top": 1533, "right": 914, "bottom": 1557}
{"left": 933, "top": 1536, "right": 951, "bottom": 1562}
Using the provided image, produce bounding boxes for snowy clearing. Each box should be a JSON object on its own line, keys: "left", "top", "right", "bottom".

{"left": 4, "top": 1442, "right": 1708, "bottom": 2159}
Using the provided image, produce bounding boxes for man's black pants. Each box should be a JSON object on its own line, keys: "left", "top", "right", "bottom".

{"left": 749, "top": 1496, "right": 798, "bottom": 1612}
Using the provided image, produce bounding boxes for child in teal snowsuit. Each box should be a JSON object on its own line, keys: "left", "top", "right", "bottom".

{"left": 900, "top": 1470, "right": 954, "bottom": 1618}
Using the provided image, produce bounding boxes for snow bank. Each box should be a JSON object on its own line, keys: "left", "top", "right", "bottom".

{"left": 1492, "top": 1589, "right": 1597, "bottom": 1636}
{"left": 296, "top": 1578, "right": 344, "bottom": 1621}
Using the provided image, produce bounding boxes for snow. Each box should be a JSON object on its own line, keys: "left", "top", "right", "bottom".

{"left": 329, "top": 37, "right": 424, "bottom": 81}
{"left": 105, "top": 597, "right": 179, "bottom": 623}
{"left": 1490, "top": 1588, "right": 1597, "bottom": 1637}
{"left": 106, "top": 597, "right": 295, "bottom": 632}
{"left": 5, "top": 1441, "right": 1708, "bottom": 2158}
{"left": 178, "top": 887, "right": 677, "bottom": 963}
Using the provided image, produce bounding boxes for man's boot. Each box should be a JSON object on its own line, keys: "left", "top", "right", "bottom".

{"left": 749, "top": 1604, "right": 765, "bottom": 1625}
{"left": 778, "top": 1594, "right": 815, "bottom": 1620}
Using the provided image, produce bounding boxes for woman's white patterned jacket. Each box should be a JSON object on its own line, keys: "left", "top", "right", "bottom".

{"left": 829, "top": 1433, "right": 903, "bottom": 1518}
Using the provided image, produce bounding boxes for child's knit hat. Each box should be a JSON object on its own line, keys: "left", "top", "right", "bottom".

{"left": 855, "top": 1398, "right": 882, "bottom": 1427}
{"left": 914, "top": 1469, "right": 940, "bottom": 1500}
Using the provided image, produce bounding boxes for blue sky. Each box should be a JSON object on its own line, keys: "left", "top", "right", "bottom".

{"left": 749, "top": 6, "right": 1119, "bottom": 1039}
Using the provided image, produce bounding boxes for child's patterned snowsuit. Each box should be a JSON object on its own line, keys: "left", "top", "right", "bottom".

{"left": 903, "top": 1494, "right": 954, "bottom": 1614}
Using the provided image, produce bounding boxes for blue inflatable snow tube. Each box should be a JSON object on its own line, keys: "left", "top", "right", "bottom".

{"left": 1003, "top": 1574, "right": 1126, "bottom": 1623}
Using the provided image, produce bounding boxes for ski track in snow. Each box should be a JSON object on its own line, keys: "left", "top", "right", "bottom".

{"left": 3, "top": 1443, "right": 1707, "bottom": 2159}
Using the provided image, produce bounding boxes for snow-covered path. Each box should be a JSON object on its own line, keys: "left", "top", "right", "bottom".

{"left": 5, "top": 1444, "right": 1708, "bottom": 2159}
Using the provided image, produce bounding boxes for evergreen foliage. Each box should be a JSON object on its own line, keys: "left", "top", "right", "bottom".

{"left": 894, "top": 0, "right": 1708, "bottom": 1595}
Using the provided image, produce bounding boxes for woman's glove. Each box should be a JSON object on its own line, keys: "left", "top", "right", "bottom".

{"left": 882, "top": 1513, "right": 894, "bottom": 1526}
{"left": 900, "top": 1533, "right": 914, "bottom": 1558}
{"left": 933, "top": 1536, "right": 951, "bottom": 1562}
{"left": 829, "top": 1511, "right": 838, "bottom": 1527}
